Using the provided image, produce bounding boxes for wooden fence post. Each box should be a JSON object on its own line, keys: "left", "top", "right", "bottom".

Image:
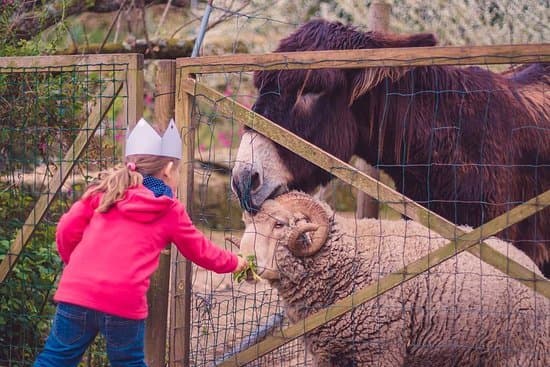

{"left": 126, "top": 55, "right": 145, "bottom": 130}
{"left": 145, "top": 60, "right": 176, "bottom": 367}
{"left": 368, "top": 0, "right": 391, "bottom": 32}
{"left": 355, "top": 0, "right": 391, "bottom": 219}
{"left": 170, "top": 67, "right": 195, "bottom": 367}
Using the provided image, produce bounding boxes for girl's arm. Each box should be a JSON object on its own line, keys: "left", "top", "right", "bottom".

{"left": 56, "top": 194, "right": 98, "bottom": 264}
{"left": 170, "top": 204, "right": 238, "bottom": 274}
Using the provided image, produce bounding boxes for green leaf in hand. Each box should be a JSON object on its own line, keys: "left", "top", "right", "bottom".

{"left": 233, "top": 255, "right": 262, "bottom": 283}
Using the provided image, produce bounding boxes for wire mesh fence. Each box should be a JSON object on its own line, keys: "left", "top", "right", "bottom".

{"left": 174, "top": 30, "right": 550, "bottom": 367}
{"left": 0, "top": 57, "right": 133, "bottom": 366}
{"left": 196, "top": 0, "right": 548, "bottom": 55}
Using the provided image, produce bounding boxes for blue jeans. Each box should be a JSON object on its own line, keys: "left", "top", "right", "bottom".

{"left": 34, "top": 302, "right": 147, "bottom": 367}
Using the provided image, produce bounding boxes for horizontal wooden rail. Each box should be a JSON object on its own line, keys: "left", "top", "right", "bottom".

{"left": 0, "top": 76, "right": 125, "bottom": 283}
{"left": 217, "top": 189, "right": 550, "bottom": 366}
{"left": 177, "top": 44, "right": 550, "bottom": 74}
{"left": 0, "top": 53, "right": 143, "bottom": 72}
{"left": 180, "top": 78, "right": 549, "bottom": 297}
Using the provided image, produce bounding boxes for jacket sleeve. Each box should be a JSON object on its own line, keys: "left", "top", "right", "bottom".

{"left": 56, "top": 194, "right": 98, "bottom": 264}
{"left": 170, "top": 203, "right": 238, "bottom": 274}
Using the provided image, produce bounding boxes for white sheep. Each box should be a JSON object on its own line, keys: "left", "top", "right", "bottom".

{"left": 239, "top": 191, "right": 549, "bottom": 367}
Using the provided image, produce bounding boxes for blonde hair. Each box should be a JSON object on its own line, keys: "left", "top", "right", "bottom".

{"left": 83, "top": 154, "right": 180, "bottom": 213}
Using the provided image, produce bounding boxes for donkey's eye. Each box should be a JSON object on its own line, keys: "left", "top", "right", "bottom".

{"left": 274, "top": 221, "right": 286, "bottom": 229}
{"left": 293, "top": 91, "right": 324, "bottom": 113}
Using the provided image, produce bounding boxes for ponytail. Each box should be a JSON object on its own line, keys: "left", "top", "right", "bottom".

{"left": 83, "top": 164, "right": 143, "bottom": 213}
{"left": 83, "top": 154, "right": 178, "bottom": 213}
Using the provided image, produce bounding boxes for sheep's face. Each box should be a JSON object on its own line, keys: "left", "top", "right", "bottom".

{"left": 239, "top": 200, "right": 303, "bottom": 281}
{"left": 239, "top": 192, "right": 332, "bottom": 281}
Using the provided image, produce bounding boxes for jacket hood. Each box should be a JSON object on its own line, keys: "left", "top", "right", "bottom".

{"left": 115, "top": 186, "right": 175, "bottom": 222}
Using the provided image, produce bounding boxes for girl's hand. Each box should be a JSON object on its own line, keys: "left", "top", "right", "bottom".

{"left": 233, "top": 255, "right": 248, "bottom": 273}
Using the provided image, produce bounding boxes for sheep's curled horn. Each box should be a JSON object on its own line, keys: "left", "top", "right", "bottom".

{"left": 275, "top": 192, "right": 330, "bottom": 257}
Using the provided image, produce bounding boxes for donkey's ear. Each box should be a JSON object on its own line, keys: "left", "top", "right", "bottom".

{"left": 371, "top": 32, "right": 438, "bottom": 49}
{"left": 349, "top": 32, "right": 437, "bottom": 102}
{"left": 412, "top": 33, "right": 438, "bottom": 47}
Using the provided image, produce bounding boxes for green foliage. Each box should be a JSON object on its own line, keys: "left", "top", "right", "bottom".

{"left": 0, "top": 1, "right": 23, "bottom": 56}
{"left": 0, "top": 186, "right": 63, "bottom": 365}
{"left": 0, "top": 70, "right": 105, "bottom": 174}
{"left": 233, "top": 255, "right": 261, "bottom": 283}
{"left": 0, "top": 183, "right": 111, "bottom": 365}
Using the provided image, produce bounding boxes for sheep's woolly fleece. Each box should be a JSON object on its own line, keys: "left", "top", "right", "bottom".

{"left": 240, "top": 191, "right": 549, "bottom": 367}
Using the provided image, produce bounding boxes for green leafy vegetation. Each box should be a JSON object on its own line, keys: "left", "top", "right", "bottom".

{"left": 233, "top": 254, "right": 262, "bottom": 283}
{"left": 0, "top": 185, "right": 63, "bottom": 365}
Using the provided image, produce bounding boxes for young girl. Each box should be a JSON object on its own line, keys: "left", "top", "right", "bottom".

{"left": 34, "top": 119, "right": 247, "bottom": 367}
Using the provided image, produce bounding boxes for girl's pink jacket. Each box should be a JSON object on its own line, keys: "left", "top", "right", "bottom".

{"left": 54, "top": 186, "right": 238, "bottom": 319}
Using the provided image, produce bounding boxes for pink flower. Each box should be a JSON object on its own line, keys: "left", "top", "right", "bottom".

{"left": 238, "top": 95, "right": 253, "bottom": 109}
{"left": 223, "top": 86, "right": 234, "bottom": 97}
{"left": 115, "top": 115, "right": 125, "bottom": 128}
{"left": 217, "top": 131, "right": 231, "bottom": 148}
{"left": 144, "top": 93, "right": 154, "bottom": 106}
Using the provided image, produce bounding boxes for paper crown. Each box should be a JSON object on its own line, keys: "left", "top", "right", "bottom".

{"left": 125, "top": 118, "right": 182, "bottom": 159}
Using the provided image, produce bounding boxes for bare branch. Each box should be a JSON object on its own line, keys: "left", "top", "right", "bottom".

{"left": 140, "top": 2, "right": 151, "bottom": 51}
{"left": 154, "top": 0, "right": 173, "bottom": 39}
{"left": 206, "top": 1, "right": 251, "bottom": 32}
{"left": 55, "top": 38, "right": 194, "bottom": 58}
{"left": 169, "top": 17, "right": 201, "bottom": 40}
{"left": 54, "top": 37, "right": 247, "bottom": 59}
{"left": 10, "top": 0, "right": 188, "bottom": 41}
{"left": 98, "top": 0, "right": 129, "bottom": 53}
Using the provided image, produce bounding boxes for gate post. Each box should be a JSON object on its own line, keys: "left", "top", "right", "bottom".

{"left": 170, "top": 67, "right": 195, "bottom": 367}
{"left": 145, "top": 60, "right": 176, "bottom": 367}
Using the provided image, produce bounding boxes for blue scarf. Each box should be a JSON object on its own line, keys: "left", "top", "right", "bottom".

{"left": 142, "top": 175, "right": 174, "bottom": 198}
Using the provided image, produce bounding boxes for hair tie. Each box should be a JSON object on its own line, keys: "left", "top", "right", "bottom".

{"left": 126, "top": 162, "right": 136, "bottom": 171}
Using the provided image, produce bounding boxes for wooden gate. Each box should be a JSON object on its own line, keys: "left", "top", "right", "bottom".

{"left": 173, "top": 44, "right": 550, "bottom": 366}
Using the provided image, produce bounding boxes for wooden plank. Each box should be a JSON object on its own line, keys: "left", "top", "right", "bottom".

{"left": 181, "top": 79, "right": 549, "bottom": 294}
{"left": 177, "top": 44, "right": 550, "bottom": 74}
{"left": 125, "top": 54, "right": 145, "bottom": 130}
{"left": 0, "top": 76, "right": 124, "bottom": 283}
{"left": 145, "top": 60, "right": 175, "bottom": 367}
{"left": 217, "top": 189, "right": 550, "bottom": 366}
{"left": 169, "top": 68, "right": 195, "bottom": 367}
{"left": 0, "top": 53, "right": 142, "bottom": 72}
